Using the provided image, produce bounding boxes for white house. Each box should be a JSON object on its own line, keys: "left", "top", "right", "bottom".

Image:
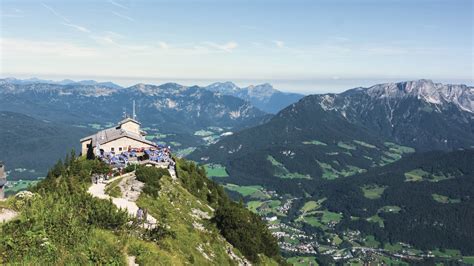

{"left": 80, "top": 118, "right": 157, "bottom": 156}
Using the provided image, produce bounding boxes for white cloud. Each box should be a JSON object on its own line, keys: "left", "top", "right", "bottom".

{"left": 91, "top": 31, "right": 124, "bottom": 45}
{"left": 273, "top": 40, "right": 285, "bottom": 48}
{"left": 158, "top": 41, "right": 170, "bottom": 49}
{"left": 111, "top": 11, "right": 134, "bottom": 22}
{"left": 203, "top": 41, "right": 238, "bottom": 52}
{"left": 62, "top": 23, "right": 91, "bottom": 33}
{"left": 108, "top": 0, "right": 128, "bottom": 9}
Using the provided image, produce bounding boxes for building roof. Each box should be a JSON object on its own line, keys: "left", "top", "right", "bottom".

{"left": 119, "top": 117, "right": 141, "bottom": 126}
{"left": 80, "top": 125, "right": 156, "bottom": 147}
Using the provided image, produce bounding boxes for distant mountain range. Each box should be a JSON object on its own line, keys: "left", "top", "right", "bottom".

{"left": 2, "top": 78, "right": 305, "bottom": 114}
{"left": 0, "top": 80, "right": 269, "bottom": 132}
{"left": 2, "top": 77, "right": 123, "bottom": 89}
{"left": 205, "top": 82, "right": 304, "bottom": 113}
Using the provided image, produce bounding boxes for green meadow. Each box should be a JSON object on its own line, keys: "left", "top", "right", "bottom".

{"left": 204, "top": 164, "right": 229, "bottom": 178}
{"left": 361, "top": 184, "right": 387, "bottom": 199}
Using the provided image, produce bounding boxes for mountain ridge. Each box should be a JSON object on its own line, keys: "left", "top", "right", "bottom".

{"left": 205, "top": 82, "right": 305, "bottom": 114}
{"left": 311, "top": 79, "right": 474, "bottom": 151}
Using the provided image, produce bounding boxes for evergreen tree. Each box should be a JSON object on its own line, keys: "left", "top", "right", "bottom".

{"left": 86, "top": 141, "right": 95, "bottom": 160}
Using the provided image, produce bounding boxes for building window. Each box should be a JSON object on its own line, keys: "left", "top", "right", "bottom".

{"left": 111, "top": 147, "right": 115, "bottom": 152}
{"left": 119, "top": 147, "right": 123, "bottom": 151}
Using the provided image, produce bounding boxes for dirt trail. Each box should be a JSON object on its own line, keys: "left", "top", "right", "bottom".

{"left": 0, "top": 208, "right": 18, "bottom": 223}
{"left": 87, "top": 172, "right": 157, "bottom": 228}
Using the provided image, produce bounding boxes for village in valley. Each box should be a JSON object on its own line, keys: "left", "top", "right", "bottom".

{"left": 216, "top": 180, "right": 464, "bottom": 265}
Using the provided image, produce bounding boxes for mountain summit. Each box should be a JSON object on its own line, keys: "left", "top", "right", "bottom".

{"left": 205, "top": 82, "right": 304, "bottom": 113}
{"left": 316, "top": 80, "right": 474, "bottom": 150}
{"left": 358, "top": 79, "right": 473, "bottom": 113}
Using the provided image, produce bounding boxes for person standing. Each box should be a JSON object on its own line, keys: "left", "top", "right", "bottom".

{"left": 137, "top": 208, "right": 144, "bottom": 223}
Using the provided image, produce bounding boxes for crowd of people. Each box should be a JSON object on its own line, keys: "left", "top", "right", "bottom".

{"left": 98, "top": 145, "right": 174, "bottom": 169}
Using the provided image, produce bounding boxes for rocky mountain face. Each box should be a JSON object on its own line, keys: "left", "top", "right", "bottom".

{"left": 317, "top": 79, "right": 474, "bottom": 150}
{"left": 205, "top": 82, "right": 304, "bottom": 113}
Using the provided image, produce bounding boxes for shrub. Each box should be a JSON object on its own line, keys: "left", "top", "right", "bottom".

{"left": 135, "top": 166, "right": 168, "bottom": 197}
{"left": 213, "top": 202, "right": 280, "bottom": 263}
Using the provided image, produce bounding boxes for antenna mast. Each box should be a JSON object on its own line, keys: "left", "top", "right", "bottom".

{"left": 133, "top": 100, "right": 136, "bottom": 120}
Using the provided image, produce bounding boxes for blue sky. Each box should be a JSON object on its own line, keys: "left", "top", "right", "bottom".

{"left": 1, "top": 0, "right": 472, "bottom": 93}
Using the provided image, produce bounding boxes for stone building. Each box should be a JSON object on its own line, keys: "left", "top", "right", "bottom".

{"left": 80, "top": 118, "right": 157, "bottom": 156}
{"left": 0, "top": 162, "right": 6, "bottom": 199}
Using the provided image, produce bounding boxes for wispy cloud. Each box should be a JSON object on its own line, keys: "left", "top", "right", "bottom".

{"left": 41, "top": 3, "right": 90, "bottom": 34}
{"left": 1, "top": 38, "right": 97, "bottom": 57}
{"left": 158, "top": 41, "right": 170, "bottom": 49}
{"left": 1, "top": 8, "right": 24, "bottom": 18}
{"left": 203, "top": 41, "right": 238, "bottom": 52}
{"left": 108, "top": 0, "right": 128, "bottom": 9}
{"left": 62, "top": 23, "right": 91, "bottom": 33}
{"left": 273, "top": 40, "right": 285, "bottom": 48}
{"left": 111, "top": 11, "right": 135, "bottom": 22}
{"left": 41, "top": 3, "right": 70, "bottom": 23}
{"left": 91, "top": 31, "right": 127, "bottom": 46}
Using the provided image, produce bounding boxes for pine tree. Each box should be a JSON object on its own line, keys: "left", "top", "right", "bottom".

{"left": 86, "top": 141, "right": 95, "bottom": 160}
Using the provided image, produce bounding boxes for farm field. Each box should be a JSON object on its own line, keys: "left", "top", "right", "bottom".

{"left": 267, "top": 155, "right": 311, "bottom": 179}
{"left": 287, "top": 256, "right": 319, "bottom": 266}
{"left": 337, "top": 141, "right": 357, "bottom": 150}
{"left": 204, "top": 164, "right": 229, "bottom": 178}
{"left": 361, "top": 184, "right": 387, "bottom": 199}
{"left": 175, "top": 147, "right": 196, "bottom": 158}
{"left": 353, "top": 140, "right": 376, "bottom": 149}
{"left": 404, "top": 168, "right": 430, "bottom": 182}
{"left": 302, "top": 140, "right": 327, "bottom": 146}
{"left": 317, "top": 161, "right": 366, "bottom": 180}
{"left": 224, "top": 184, "right": 264, "bottom": 197}
{"left": 432, "top": 194, "right": 461, "bottom": 204}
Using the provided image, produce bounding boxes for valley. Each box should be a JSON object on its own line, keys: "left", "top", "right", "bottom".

{"left": 1, "top": 78, "right": 473, "bottom": 265}
{"left": 215, "top": 150, "right": 474, "bottom": 265}
{"left": 190, "top": 80, "right": 474, "bottom": 264}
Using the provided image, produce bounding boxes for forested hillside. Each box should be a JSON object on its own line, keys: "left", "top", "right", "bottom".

{"left": 0, "top": 111, "right": 93, "bottom": 179}
{"left": 190, "top": 95, "right": 415, "bottom": 196}
{"left": 0, "top": 154, "right": 283, "bottom": 265}
{"left": 300, "top": 149, "right": 474, "bottom": 255}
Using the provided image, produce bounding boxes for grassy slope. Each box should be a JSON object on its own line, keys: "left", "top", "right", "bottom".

{"left": 136, "top": 175, "right": 248, "bottom": 265}
{"left": 0, "top": 157, "right": 281, "bottom": 265}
